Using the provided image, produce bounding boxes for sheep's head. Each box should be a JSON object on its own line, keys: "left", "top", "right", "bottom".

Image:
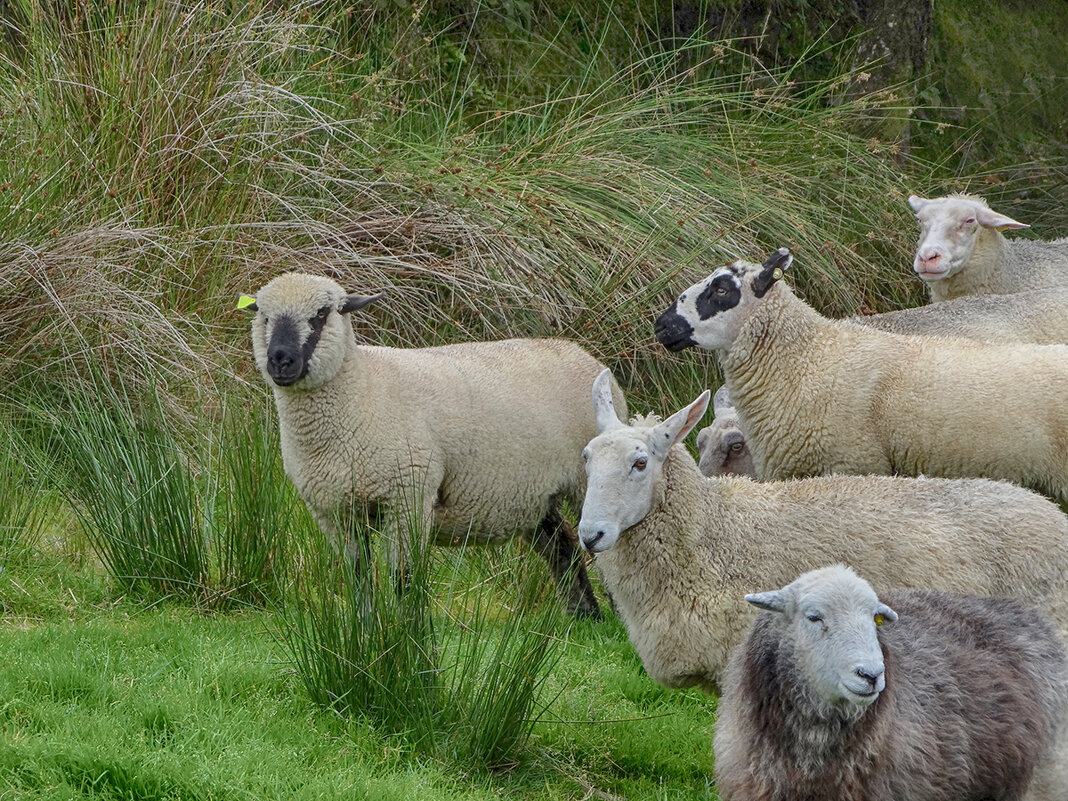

{"left": 695, "top": 386, "right": 755, "bottom": 478}
{"left": 577, "top": 369, "right": 709, "bottom": 554}
{"left": 746, "top": 565, "right": 898, "bottom": 714}
{"left": 908, "top": 194, "right": 1028, "bottom": 284}
{"left": 654, "top": 248, "right": 792, "bottom": 353}
{"left": 245, "top": 273, "right": 381, "bottom": 390}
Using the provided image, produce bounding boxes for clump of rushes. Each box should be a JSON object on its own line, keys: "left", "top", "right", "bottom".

{"left": 0, "top": 424, "right": 45, "bottom": 565}
{"left": 38, "top": 368, "right": 208, "bottom": 598}
{"left": 207, "top": 395, "right": 308, "bottom": 607}
{"left": 0, "top": 1, "right": 929, "bottom": 421}
{"left": 278, "top": 502, "right": 567, "bottom": 768}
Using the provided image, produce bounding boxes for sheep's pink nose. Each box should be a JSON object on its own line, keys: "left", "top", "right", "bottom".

{"left": 916, "top": 251, "right": 942, "bottom": 270}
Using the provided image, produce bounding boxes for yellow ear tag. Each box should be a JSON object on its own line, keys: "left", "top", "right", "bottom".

{"left": 772, "top": 268, "right": 783, "bottom": 280}
{"left": 236, "top": 294, "right": 257, "bottom": 310}
{"left": 874, "top": 613, "right": 885, "bottom": 627}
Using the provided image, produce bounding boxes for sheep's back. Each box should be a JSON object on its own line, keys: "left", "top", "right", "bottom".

{"left": 360, "top": 338, "right": 621, "bottom": 538}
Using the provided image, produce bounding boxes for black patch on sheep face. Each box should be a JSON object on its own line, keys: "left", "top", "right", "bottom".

{"left": 654, "top": 300, "right": 697, "bottom": 351}
{"left": 265, "top": 307, "right": 330, "bottom": 386}
{"left": 694, "top": 273, "right": 741, "bottom": 319}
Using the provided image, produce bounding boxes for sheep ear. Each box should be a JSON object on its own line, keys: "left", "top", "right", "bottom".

{"left": 592, "top": 369, "right": 624, "bottom": 433}
{"left": 745, "top": 590, "right": 788, "bottom": 614}
{"left": 752, "top": 248, "right": 792, "bottom": 298}
{"left": 651, "top": 390, "right": 711, "bottom": 455}
{"left": 712, "top": 385, "right": 732, "bottom": 414}
{"left": 236, "top": 294, "right": 258, "bottom": 312}
{"left": 974, "top": 206, "right": 1029, "bottom": 232}
{"left": 907, "top": 194, "right": 928, "bottom": 212}
{"left": 875, "top": 602, "right": 898, "bottom": 625}
{"left": 340, "top": 293, "right": 383, "bottom": 314}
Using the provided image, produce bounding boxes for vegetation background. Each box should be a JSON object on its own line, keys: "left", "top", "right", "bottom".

{"left": 1, "top": 1, "right": 1065, "bottom": 799}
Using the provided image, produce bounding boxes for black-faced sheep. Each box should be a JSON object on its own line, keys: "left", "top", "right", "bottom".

{"left": 909, "top": 193, "right": 1068, "bottom": 302}
{"left": 246, "top": 272, "right": 629, "bottom": 617}
{"left": 714, "top": 564, "right": 1068, "bottom": 801}
{"left": 653, "top": 248, "right": 1068, "bottom": 501}
{"left": 577, "top": 372, "right": 1068, "bottom": 694}
{"left": 694, "top": 386, "right": 755, "bottom": 478}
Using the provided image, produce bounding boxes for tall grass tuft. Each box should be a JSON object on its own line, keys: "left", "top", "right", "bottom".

{"left": 0, "top": 425, "right": 45, "bottom": 564}
{"left": 207, "top": 395, "right": 307, "bottom": 606}
{"left": 38, "top": 370, "right": 208, "bottom": 597}
{"left": 279, "top": 503, "right": 566, "bottom": 768}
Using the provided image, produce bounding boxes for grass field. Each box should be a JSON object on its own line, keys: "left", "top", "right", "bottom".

{"left": 1, "top": 1, "right": 1065, "bottom": 798}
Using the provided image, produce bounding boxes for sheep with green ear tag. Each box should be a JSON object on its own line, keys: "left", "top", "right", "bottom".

{"left": 714, "top": 565, "right": 1068, "bottom": 801}
{"left": 244, "top": 271, "right": 627, "bottom": 617}
{"left": 579, "top": 369, "right": 1068, "bottom": 695}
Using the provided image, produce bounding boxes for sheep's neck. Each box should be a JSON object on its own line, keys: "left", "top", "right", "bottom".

{"left": 609, "top": 449, "right": 706, "bottom": 597}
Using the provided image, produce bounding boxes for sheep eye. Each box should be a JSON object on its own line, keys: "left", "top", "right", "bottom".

{"left": 315, "top": 305, "right": 331, "bottom": 320}
{"left": 715, "top": 287, "right": 728, "bottom": 296}
{"left": 729, "top": 442, "right": 744, "bottom": 453}
{"left": 961, "top": 217, "right": 976, "bottom": 227}
{"left": 581, "top": 448, "right": 589, "bottom": 462}
{"left": 633, "top": 456, "right": 648, "bottom": 471}
{"left": 806, "top": 613, "right": 823, "bottom": 624}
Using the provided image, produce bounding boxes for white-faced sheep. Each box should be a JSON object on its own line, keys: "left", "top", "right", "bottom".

{"left": 577, "top": 371, "right": 1068, "bottom": 694}
{"left": 714, "top": 565, "right": 1068, "bottom": 801}
{"left": 246, "top": 271, "right": 628, "bottom": 617}
{"left": 850, "top": 287, "right": 1068, "bottom": 345}
{"left": 909, "top": 193, "right": 1068, "bottom": 302}
{"left": 653, "top": 248, "right": 1068, "bottom": 501}
{"left": 695, "top": 386, "right": 755, "bottom": 478}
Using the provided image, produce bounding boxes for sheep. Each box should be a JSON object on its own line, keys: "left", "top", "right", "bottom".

{"left": 713, "top": 565, "right": 1068, "bottom": 801}
{"left": 850, "top": 287, "right": 1068, "bottom": 345}
{"left": 245, "top": 271, "right": 628, "bottom": 618}
{"left": 653, "top": 248, "right": 1068, "bottom": 501}
{"left": 694, "top": 386, "right": 756, "bottom": 478}
{"left": 577, "top": 370, "right": 1068, "bottom": 694}
{"left": 909, "top": 193, "right": 1068, "bottom": 302}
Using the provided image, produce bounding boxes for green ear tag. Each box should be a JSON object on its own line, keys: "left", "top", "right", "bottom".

{"left": 236, "top": 294, "right": 257, "bottom": 310}
{"left": 772, "top": 268, "right": 784, "bottom": 281}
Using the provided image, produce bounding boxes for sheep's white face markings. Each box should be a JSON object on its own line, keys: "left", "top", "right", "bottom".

{"left": 752, "top": 567, "right": 896, "bottom": 712}
{"left": 577, "top": 430, "right": 664, "bottom": 554}
{"left": 909, "top": 196, "right": 1027, "bottom": 284}
{"left": 655, "top": 265, "right": 749, "bottom": 352}
{"left": 911, "top": 197, "right": 985, "bottom": 282}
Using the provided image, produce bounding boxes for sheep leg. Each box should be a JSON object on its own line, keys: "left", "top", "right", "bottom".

{"left": 532, "top": 508, "right": 601, "bottom": 619}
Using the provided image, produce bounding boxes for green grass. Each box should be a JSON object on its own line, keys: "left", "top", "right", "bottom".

{"left": 0, "top": 554, "right": 720, "bottom": 800}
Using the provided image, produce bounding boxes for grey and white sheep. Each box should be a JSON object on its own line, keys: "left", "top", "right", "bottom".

{"left": 850, "top": 287, "right": 1068, "bottom": 345}
{"left": 246, "top": 271, "right": 628, "bottom": 617}
{"left": 654, "top": 248, "right": 1068, "bottom": 501}
{"left": 714, "top": 565, "right": 1068, "bottom": 801}
{"left": 909, "top": 193, "right": 1068, "bottom": 301}
{"left": 695, "top": 386, "right": 756, "bottom": 478}
{"left": 577, "top": 372, "right": 1068, "bottom": 694}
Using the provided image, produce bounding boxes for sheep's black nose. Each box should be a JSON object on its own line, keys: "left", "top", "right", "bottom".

{"left": 654, "top": 303, "right": 697, "bottom": 351}
{"left": 854, "top": 666, "right": 883, "bottom": 688}
{"left": 582, "top": 531, "right": 604, "bottom": 551}
{"left": 267, "top": 344, "right": 303, "bottom": 385}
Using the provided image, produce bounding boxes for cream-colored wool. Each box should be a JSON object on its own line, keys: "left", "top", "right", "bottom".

{"left": 579, "top": 385, "right": 1068, "bottom": 695}
{"left": 655, "top": 250, "right": 1068, "bottom": 500}
{"left": 909, "top": 193, "right": 1068, "bottom": 302}
{"left": 249, "top": 272, "right": 626, "bottom": 614}
{"left": 850, "top": 287, "right": 1068, "bottom": 345}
